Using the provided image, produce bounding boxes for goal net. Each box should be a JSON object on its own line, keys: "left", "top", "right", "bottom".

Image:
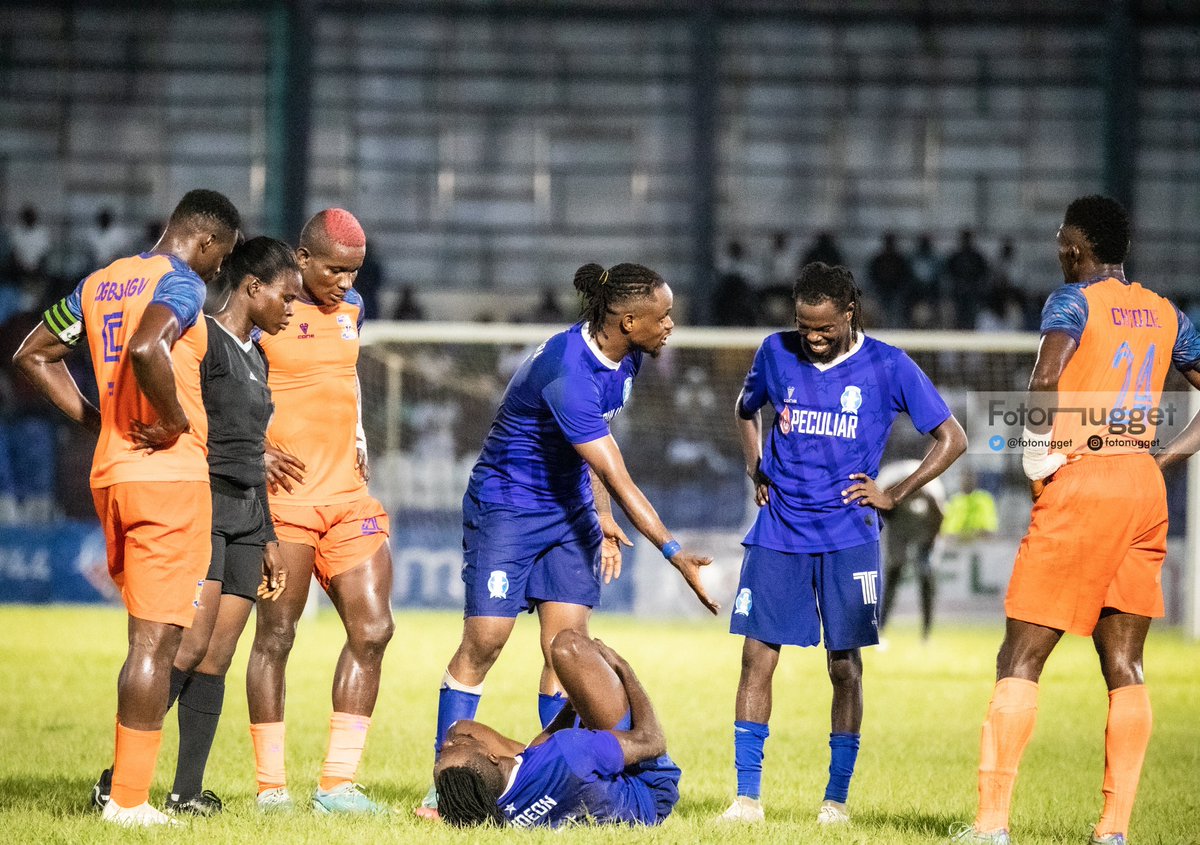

{"left": 359, "top": 321, "right": 1199, "bottom": 633}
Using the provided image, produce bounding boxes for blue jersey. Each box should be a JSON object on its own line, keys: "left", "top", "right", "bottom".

{"left": 469, "top": 323, "right": 642, "bottom": 508}
{"left": 498, "top": 730, "right": 658, "bottom": 828}
{"left": 739, "top": 332, "right": 951, "bottom": 553}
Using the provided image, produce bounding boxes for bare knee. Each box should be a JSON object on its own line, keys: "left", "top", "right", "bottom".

{"left": 739, "top": 640, "right": 779, "bottom": 686}
{"left": 173, "top": 642, "right": 207, "bottom": 673}
{"left": 1095, "top": 644, "right": 1144, "bottom": 690}
{"left": 253, "top": 618, "right": 298, "bottom": 662}
{"left": 348, "top": 612, "right": 395, "bottom": 654}
{"left": 827, "top": 651, "right": 862, "bottom": 689}
{"left": 549, "top": 629, "right": 589, "bottom": 666}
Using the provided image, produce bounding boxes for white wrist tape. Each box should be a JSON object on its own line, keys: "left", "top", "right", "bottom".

{"left": 1021, "top": 427, "right": 1067, "bottom": 481}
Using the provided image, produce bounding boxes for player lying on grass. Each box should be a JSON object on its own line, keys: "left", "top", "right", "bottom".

{"left": 434, "top": 630, "right": 680, "bottom": 828}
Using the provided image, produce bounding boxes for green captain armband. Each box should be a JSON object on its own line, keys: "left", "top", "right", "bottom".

{"left": 43, "top": 299, "right": 83, "bottom": 347}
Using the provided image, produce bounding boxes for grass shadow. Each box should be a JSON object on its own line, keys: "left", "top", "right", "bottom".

{"left": 0, "top": 774, "right": 104, "bottom": 817}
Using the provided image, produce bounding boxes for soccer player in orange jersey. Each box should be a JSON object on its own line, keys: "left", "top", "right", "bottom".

{"left": 244, "top": 208, "right": 395, "bottom": 814}
{"left": 951, "top": 196, "right": 1200, "bottom": 845}
{"left": 13, "top": 190, "right": 240, "bottom": 827}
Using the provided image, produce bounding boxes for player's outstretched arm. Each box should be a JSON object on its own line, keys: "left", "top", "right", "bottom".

{"left": 1156, "top": 366, "right": 1200, "bottom": 471}
{"left": 127, "top": 303, "right": 189, "bottom": 451}
{"left": 592, "top": 640, "right": 666, "bottom": 766}
{"left": 590, "top": 468, "right": 632, "bottom": 584}
{"left": 574, "top": 435, "right": 720, "bottom": 614}
{"left": 13, "top": 323, "right": 100, "bottom": 433}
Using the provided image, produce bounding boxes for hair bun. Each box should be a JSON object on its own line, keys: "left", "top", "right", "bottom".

{"left": 572, "top": 263, "right": 606, "bottom": 297}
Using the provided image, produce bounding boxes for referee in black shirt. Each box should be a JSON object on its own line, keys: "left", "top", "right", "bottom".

{"left": 93, "top": 236, "right": 303, "bottom": 815}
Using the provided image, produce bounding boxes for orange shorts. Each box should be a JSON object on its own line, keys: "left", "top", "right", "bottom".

{"left": 270, "top": 496, "right": 390, "bottom": 588}
{"left": 91, "top": 480, "right": 212, "bottom": 628}
{"left": 1005, "top": 453, "right": 1166, "bottom": 636}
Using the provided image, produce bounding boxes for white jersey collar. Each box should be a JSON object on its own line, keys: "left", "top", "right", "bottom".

{"left": 580, "top": 322, "right": 622, "bottom": 370}
{"left": 497, "top": 755, "right": 524, "bottom": 803}
{"left": 807, "top": 332, "right": 864, "bottom": 372}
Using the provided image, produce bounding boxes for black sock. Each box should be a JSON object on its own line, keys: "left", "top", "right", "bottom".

{"left": 172, "top": 672, "right": 225, "bottom": 798}
{"left": 168, "top": 666, "right": 189, "bottom": 711}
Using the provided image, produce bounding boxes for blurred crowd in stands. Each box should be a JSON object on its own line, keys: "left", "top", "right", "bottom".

{"left": 713, "top": 229, "right": 1044, "bottom": 332}
{"left": 4, "top": 205, "right": 1197, "bottom": 528}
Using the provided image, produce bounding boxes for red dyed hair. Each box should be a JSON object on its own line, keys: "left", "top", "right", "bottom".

{"left": 306, "top": 207, "right": 366, "bottom": 249}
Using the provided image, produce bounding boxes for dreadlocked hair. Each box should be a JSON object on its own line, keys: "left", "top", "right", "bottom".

{"left": 435, "top": 765, "right": 506, "bottom": 827}
{"left": 573, "top": 262, "right": 665, "bottom": 332}
{"left": 1064, "top": 194, "right": 1131, "bottom": 264}
{"left": 792, "top": 261, "right": 864, "bottom": 333}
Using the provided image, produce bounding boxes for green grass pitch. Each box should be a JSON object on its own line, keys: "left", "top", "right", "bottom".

{"left": 0, "top": 606, "right": 1197, "bottom": 844}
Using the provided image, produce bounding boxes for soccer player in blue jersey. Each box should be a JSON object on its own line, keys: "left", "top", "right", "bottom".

{"left": 418, "top": 262, "right": 718, "bottom": 819}
{"left": 434, "top": 630, "right": 679, "bottom": 829}
{"left": 719, "top": 262, "right": 967, "bottom": 825}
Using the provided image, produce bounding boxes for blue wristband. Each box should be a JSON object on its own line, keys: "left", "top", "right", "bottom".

{"left": 661, "top": 540, "right": 681, "bottom": 560}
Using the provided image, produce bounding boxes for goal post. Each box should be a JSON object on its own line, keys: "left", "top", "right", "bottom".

{"left": 359, "top": 320, "right": 1199, "bottom": 635}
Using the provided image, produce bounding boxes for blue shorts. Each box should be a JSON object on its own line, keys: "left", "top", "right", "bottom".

{"left": 729, "top": 542, "right": 881, "bottom": 650}
{"left": 462, "top": 493, "right": 602, "bottom": 618}
{"left": 630, "top": 754, "right": 681, "bottom": 824}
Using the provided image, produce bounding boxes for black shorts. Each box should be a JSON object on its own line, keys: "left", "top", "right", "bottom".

{"left": 208, "top": 476, "right": 272, "bottom": 601}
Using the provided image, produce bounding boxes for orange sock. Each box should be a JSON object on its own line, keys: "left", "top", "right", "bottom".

{"left": 975, "top": 677, "right": 1039, "bottom": 832}
{"left": 249, "top": 721, "right": 287, "bottom": 794}
{"left": 109, "top": 723, "right": 163, "bottom": 808}
{"left": 1096, "top": 684, "right": 1152, "bottom": 838}
{"left": 319, "top": 712, "right": 371, "bottom": 791}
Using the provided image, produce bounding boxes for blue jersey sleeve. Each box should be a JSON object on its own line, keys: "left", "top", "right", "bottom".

{"left": 346, "top": 288, "right": 366, "bottom": 331}
{"left": 542, "top": 376, "right": 610, "bottom": 445}
{"left": 553, "top": 729, "right": 625, "bottom": 779}
{"left": 41, "top": 278, "right": 87, "bottom": 346}
{"left": 891, "top": 352, "right": 952, "bottom": 435}
{"left": 150, "top": 271, "right": 205, "bottom": 330}
{"left": 1172, "top": 304, "right": 1200, "bottom": 371}
{"left": 738, "top": 343, "right": 770, "bottom": 419}
{"left": 1040, "top": 285, "right": 1089, "bottom": 342}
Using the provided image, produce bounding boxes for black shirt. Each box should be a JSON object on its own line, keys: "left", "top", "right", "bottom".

{"left": 201, "top": 316, "right": 276, "bottom": 540}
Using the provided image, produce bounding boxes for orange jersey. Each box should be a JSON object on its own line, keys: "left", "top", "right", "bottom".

{"left": 1042, "top": 275, "right": 1180, "bottom": 456}
{"left": 44, "top": 252, "right": 209, "bottom": 486}
{"left": 258, "top": 289, "right": 366, "bottom": 506}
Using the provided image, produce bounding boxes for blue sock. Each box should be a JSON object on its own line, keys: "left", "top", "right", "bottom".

{"left": 538, "top": 692, "right": 567, "bottom": 729}
{"left": 435, "top": 684, "right": 481, "bottom": 754}
{"left": 734, "top": 720, "right": 770, "bottom": 799}
{"left": 824, "top": 732, "right": 860, "bottom": 803}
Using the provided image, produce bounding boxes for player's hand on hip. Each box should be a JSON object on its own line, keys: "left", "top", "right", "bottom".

{"left": 356, "top": 448, "right": 370, "bottom": 482}
{"left": 130, "top": 415, "right": 189, "bottom": 452}
{"left": 258, "top": 541, "right": 287, "bottom": 601}
{"left": 842, "top": 473, "right": 895, "bottom": 510}
{"left": 265, "top": 444, "right": 306, "bottom": 494}
{"left": 599, "top": 515, "right": 632, "bottom": 584}
{"left": 668, "top": 550, "right": 720, "bottom": 615}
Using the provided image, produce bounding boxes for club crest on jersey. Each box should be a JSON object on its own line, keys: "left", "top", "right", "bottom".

{"left": 487, "top": 570, "right": 509, "bottom": 599}
{"left": 603, "top": 377, "right": 634, "bottom": 422}
{"left": 297, "top": 322, "right": 315, "bottom": 339}
{"left": 778, "top": 407, "right": 792, "bottom": 435}
{"left": 734, "top": 588, "right": 753, "bottom": 616}
{"left": 840, "top": 385, "right": 863, "bottom": 414}
{"left": 337, "top": 313, "right": 357, "bottom": 340}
